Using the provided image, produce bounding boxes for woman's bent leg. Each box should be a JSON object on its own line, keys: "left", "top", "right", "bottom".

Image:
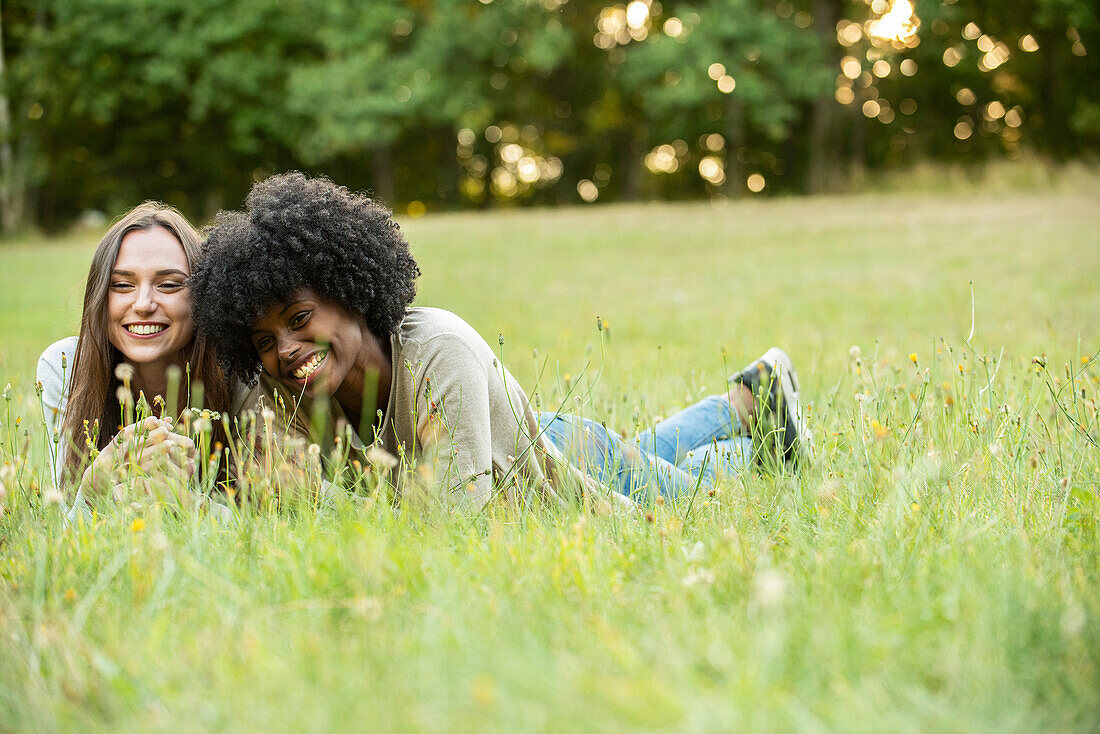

{"left": 538, "top": 412, "right": 701, "bottom": 502}
{"left": 675, "top": 436, "right": 754, "bottom": 488}
{"left": 634, "top": 394, "right": 751, "bottom": 467}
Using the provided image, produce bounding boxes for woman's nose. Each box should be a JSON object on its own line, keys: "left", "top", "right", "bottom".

{"left": 133, "top": 284, "right": 157, "bottom": 314}
{"left": 276, "top": 335, "right": 300, "bottom": 362}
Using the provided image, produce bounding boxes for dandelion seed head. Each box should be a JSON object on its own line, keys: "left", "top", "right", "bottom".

{"left": 365, "top": 445, "right": 399, "bottom": 470}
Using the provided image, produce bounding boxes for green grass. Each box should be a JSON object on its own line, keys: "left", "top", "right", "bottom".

{"left": 1, "top": 184, "right": 1099, "bottom": 732}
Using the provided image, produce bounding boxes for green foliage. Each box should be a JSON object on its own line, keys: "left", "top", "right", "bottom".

{"left": 0, "top": 0, "right": 1096, "bottom": 227}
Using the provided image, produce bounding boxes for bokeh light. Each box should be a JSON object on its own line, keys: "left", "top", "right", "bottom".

{"left": 577, "top": 179, "right": 599, "bottom": 202}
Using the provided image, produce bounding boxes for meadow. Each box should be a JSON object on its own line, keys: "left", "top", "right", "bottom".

{"left": 1, "top": 180, "right": 1099, "bottom": 732}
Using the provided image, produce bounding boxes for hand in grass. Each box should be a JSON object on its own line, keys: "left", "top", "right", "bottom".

{"left": 80, "top": 416, "right": 197, "bottom": 499}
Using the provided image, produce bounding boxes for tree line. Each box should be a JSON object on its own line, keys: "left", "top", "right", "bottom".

{"left": 0, "top": 0, "right": 1096, "bottom": 231}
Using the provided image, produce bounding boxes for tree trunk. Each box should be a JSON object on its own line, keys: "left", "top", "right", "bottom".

{"left": 1039, "top": 29, "right": 1065, "bottom": 155}
{"left": 372, "top": 142, "right": 395, "bottom": 205}
{"left": 806, "top": 0, "right": 844, "bottom": 194}
{"left": 0, "top": 0, "right": 25, "bottom": 234}
{"left": 619, "top": 126, "right": 644, "bottom": 201}
{"left": 723, "top": 94, "right": 744, "bottom": 195}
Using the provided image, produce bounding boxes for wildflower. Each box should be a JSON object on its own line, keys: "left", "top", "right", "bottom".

{"left": 596, "top": 315, "right": 603, "bottom": 331}
{"left": 43, "top": 488, "right": 64, "bottom": 506}
{"left": 752, "top": 569, "right": 788, "bottom": 608}
{"left": 1, "top": 383, "right": 11, "bottom": 400}
{"left": 365, "top": 445, "right": 398, "bottom": 470}
{"left": 64, "top": 588, "right": 77, "bottom": 603}
{"left": 683, "top": 541, "right": 706, "bottom": 563}
{"left": 849, "top": 345, "right": 861, "bottom": 360}
{"left": 34, "top": 381, "right": 43, "bottom": 397}
{"left": 307, "top": 443, "right": 321, "bottom": 457}
{"left": 116, "top": 386, "right": 133, "bottom": 405}
{"left": 114, "top": 363, "right": 135, "bottom": 382}
{"left": 1061, "top": 604, "right": 1087, "bottom": 637}
{"left": 130, "top": 518, "right": 145, "bottom": 533}
{"left": 908, "top": 353, "right": 918, "bottom": 365}
{"left": 682, "top": 568, "right": 716, "bottom": 587}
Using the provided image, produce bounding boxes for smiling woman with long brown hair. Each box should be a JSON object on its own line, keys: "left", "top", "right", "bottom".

{"left": 37, "top": 202, "right": 230, "bottom": 518}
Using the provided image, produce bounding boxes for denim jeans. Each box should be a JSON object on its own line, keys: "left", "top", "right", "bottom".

{"left": 538, "top": 394, "right": 753, "bottom": 502}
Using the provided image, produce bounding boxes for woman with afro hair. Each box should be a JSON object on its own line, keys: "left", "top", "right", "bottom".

{"left": 191, "top": 172, "right": 811, "bottom": 511}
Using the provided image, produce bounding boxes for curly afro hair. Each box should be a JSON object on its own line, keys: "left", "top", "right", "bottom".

{"left": 190, "top": 172, "right": 420, "bottom": 385}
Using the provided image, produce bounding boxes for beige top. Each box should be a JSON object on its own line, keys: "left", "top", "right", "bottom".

{"left": 248, "top": 307, "right": 631, "bottom": 513}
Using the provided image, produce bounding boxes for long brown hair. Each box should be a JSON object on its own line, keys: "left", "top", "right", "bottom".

{"left": 61, "top": 202, "right": 229, "bottom": 483}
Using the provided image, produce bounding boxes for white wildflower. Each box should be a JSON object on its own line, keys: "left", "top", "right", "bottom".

{"left": 752, "top": 569, "right": 788, "bottom": 609}
{"left": 114, "top": 363, "right": 135, "bottom": 382}
{"left": 682, "top": 568, "right": 716, "bottom": 587}
{"left": 683, "top": 541, "right": 706, "bottom": 563}
{"left": 365, "top": 445, "right": 398, "bottom": 470}
{"left": 43, "top": 488, "right": 64, "bottom": 506}
{"left": 1061, "top": 603, "right": 1086, "bottom": 637}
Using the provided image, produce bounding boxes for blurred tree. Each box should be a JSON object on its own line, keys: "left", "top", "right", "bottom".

{"left": 0, "top": 0, "right": 1096, "bottom": 229}
{"left": 619, "top": 0, "right": 832, "bottom": 196}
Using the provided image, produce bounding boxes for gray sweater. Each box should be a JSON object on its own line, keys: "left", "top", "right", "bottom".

{"left": 250, "top": 307, "right": 631, "bottom": 512}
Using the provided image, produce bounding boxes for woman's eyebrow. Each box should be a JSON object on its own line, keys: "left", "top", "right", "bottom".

{"left": 110, "top": 269, "right": 188, "bottom": 276}
{"left": 278, "top": 301, "right": 307, "bottom": 315}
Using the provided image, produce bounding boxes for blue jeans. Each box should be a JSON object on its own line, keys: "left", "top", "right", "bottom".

{"left": 538, "top": 395, "right": 753, "bottom": 502}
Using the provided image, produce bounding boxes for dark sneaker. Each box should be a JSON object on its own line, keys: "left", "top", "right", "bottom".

{"left": 730, "top": 347, "right": 813, "bottom": 469}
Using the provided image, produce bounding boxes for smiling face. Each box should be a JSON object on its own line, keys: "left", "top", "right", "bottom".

{"left": 250, "top": 290, "right": 371, "bottom": 401}
{"left": 106, "top": 226, "right": 194, "bottom": 370}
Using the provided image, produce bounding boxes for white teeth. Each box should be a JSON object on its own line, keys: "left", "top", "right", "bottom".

{"left": 293, "top": 352, "right": 327, "bottom": 380}
{"left": 127, "top": 324, "right": 166, "bottom": 336}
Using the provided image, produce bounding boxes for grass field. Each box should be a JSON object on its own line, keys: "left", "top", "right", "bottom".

{"left": 1, "top": 183, "right": 1099, "bottom": 731}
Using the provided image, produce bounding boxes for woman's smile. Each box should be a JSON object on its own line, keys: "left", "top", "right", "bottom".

{"left": 289, "top": 349, "right": 329, "bottom": 383}
{"left": 123, "top": 321, "right": 170, "bottom": 338}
